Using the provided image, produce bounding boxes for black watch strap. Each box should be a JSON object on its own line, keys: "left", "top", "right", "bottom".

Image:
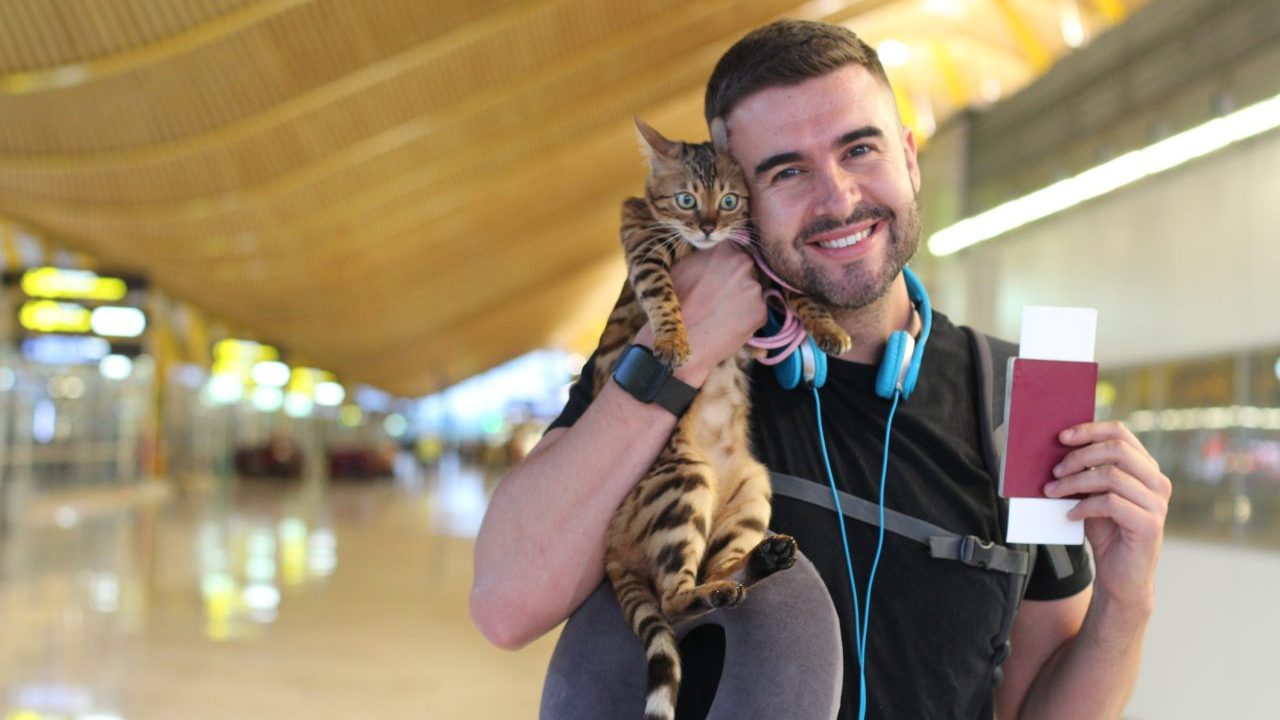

{"left": 611, "top": 344, "right": 698, "bottom": 417}
{"left": 651, "top": 370, "right": 698, "bottom": 417}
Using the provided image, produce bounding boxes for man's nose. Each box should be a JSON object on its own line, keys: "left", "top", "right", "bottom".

{"left": 813, "top": 164, "right": 859, "bottom": 220}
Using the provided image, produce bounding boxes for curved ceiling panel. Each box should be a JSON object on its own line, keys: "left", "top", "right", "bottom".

{"left": 0, "top": 0, "right": 1148, "bottom": 396}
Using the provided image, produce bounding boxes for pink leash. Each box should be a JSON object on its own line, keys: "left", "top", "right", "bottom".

{"left": 728, "top": 231, "right": 808, "bottom": 366}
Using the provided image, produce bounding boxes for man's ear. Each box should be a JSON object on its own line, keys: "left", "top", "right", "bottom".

{"left": 902, "top": 125, "right": 921, "bottom": 194}
{"left": 635, "top": 118, "right": 680, "bottom": 164}
{"left": 710, "top": 117, "right": 730, "bottom": 153}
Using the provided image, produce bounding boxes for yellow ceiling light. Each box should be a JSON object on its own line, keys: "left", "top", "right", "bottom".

{"left": 213, "top": 339, "right": 278, "bottom": 363}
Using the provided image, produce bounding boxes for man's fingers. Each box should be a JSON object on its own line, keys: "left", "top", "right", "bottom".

{"left": 1059, "top": 420, "right": 1155, "bottom": 462}
{"left": 1046, "top": 465, "right": 1167, "bottom": 516}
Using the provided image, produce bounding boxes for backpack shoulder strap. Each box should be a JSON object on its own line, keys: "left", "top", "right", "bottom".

{"left": 965, "top": 324, "right": 1011, "bottom": 477}
{"left": 962, "top": 325, "right": 1042, "bottom": 687}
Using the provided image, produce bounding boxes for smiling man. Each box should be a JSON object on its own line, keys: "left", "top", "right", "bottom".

{"left": 472, "top": 19, "right": 1169, "bottom": 720}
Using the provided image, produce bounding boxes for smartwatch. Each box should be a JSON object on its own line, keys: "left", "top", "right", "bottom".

{"left": 611, "top": 344, "right": 698, "bottom": 417}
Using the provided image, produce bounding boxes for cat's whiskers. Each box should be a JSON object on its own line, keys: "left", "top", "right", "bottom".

{"left": 644, "top": 222, "right": 687, "bottom": 249}
{"left": 639, "top": 233, "right": 682, "bottom": 265}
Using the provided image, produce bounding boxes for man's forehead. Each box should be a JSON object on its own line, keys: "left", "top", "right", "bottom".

{"left": 723, "top": 65, "right": 896, "bottom": 159}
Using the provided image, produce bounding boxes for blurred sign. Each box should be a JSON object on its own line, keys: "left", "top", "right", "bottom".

{"left": 207, "top": 342, "right": 349, "bottom": 415}
{"left": 90, "top": 305, "right": 147, "bottom": 337}
{"left": 18, "top": 300, "right": 149, "bottom": 337}
{"left": 212, "top": 339, "right": 279, "bottom": 379}
{"left": 6, "top": 266, "right": 144, "bottom": 300}
{"left": 289, "top": 367, "right": 336, "bottom": 396}
{"left": 7, "top": 268, "right": 149, "bottom": 364}
{"left": 19, "top": 299, "right": 91, "bottom": 333}
{"left": 19, "top": 335, "right": 142, "bottom": 364}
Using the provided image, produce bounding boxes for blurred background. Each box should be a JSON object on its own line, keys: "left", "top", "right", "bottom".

{"left": 0, "top": 0, "right": 1276, "bottom": 717}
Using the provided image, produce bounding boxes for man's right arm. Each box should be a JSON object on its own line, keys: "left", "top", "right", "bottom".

{"left": 469, "top": 243, "right": 765, "bottom": 649}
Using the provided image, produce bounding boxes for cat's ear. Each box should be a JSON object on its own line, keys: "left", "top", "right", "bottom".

{"left": 635, "top": 118, "right": 679, "bottom": 163}
{"left": 710, "top": 117, "right": 730, "bottom": 153}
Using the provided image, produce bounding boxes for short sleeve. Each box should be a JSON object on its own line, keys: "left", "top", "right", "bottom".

{"left": 1023, "top": 541, "right": 1094, "bottom": 601}
{"left": 547, "top": 353, "right": 598, "bottom": 431}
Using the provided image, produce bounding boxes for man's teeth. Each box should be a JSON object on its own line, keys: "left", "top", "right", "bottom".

{"left": 817, "top": 225, "right": 874, "bottom": 249}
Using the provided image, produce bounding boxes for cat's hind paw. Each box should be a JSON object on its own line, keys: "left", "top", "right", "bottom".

{"left": 707, "top": 581, "right": 745, "bottom": 609}
{"left": 747, "top": 534, "right": 798, "bottom": 579}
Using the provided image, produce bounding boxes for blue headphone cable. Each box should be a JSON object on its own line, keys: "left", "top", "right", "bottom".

{"left": 812, "top": 385, "right": 900, "bottom": 720}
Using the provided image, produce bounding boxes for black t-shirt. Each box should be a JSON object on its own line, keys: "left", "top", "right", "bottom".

{"left": 549, "top": 311, "right": 1093, "bottom": 719}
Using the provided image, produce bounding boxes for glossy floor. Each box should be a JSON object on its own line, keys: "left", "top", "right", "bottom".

{"left": 0, "top": 456, "right": 557, "bottom": 719}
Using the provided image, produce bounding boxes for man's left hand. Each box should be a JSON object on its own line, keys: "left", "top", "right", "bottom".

{"left": 1044, "top": 421, "right": 1171, "bottom": 619}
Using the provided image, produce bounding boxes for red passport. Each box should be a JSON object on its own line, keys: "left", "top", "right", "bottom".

{"left": 999, "top": 358, "right": 1098, "bottom": 498}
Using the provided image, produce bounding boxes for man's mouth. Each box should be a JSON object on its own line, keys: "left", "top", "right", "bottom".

{"left": 814, "top": 223, "right": 875, "bottom": 250}
{"left": 807, "top": 220, "right": 881, "bottom": 253}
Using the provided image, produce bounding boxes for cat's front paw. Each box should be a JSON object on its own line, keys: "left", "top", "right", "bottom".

{"left": 811, "top": 325, "right": 852, "bottom": 356}
{"left": 652, "top": 329, "right": 691, "bottom": 367}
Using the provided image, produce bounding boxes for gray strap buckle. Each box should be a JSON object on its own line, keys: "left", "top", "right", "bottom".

{"left": 927, "top": 534, "right": 1030, "bottom": 575}
{"left": 960, "top": 535, "right": 1000, "bottom": 570}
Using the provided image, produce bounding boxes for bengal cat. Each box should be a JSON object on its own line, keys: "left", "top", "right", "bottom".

{"left": 590, "top": 120, "right": 851, "bottom": 720}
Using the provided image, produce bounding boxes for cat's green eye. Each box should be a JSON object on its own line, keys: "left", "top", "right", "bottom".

{"left": 719, "top": 194, "right": 741, "bottom": 211}
{"left": 674, "top": 192, "right": 697, "bottom": 210}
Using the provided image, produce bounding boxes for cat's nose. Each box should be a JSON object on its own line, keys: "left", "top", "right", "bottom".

{"left": 699, "top": 221, "right": 716, "bottom": 235}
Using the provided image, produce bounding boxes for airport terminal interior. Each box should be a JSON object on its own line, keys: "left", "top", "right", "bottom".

{"left": 1, "top": 0, "right": 1278, "bottom": 717}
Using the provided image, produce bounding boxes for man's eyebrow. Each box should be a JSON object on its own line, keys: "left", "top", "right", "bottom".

{"left": 754, "top": 152, "right": 802, "bottom": 180}
{"left": 836, "top": 126, "right": 883, "bottom": 147}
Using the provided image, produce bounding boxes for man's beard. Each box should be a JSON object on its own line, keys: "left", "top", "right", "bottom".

{"left": 762, "top": 198, "right": 921, "bottom": 310}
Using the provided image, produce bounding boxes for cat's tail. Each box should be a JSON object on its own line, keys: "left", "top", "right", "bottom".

{"left": 611, "top": 566, "right": 681, "bottom": 720}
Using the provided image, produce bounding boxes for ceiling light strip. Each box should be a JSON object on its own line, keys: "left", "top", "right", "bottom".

{"left": 928, "top": 91, "right": 1280, "bottom": 257}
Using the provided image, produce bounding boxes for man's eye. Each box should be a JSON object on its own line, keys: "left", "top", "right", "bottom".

{"left": 772, "top": 167, "right": 800, "bottom": 182}
{"left": 847, "top": 144, "right": 871, "bottom": 158}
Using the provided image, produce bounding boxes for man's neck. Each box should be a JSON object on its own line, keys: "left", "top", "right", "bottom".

{"left": 830, "top": 273, "right": 917, "bottom": 365}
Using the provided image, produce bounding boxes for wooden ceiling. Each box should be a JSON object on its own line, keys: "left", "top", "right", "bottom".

{"left": 0, "top": 0, "right": 1145, "bottom": 397}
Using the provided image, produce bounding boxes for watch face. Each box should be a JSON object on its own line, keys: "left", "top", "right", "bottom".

{"left": 615, "top": 345, "right": 671, "bottom": 403}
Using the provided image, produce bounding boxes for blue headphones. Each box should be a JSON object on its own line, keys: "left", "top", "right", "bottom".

{"left": 765, "top": 265, "right": 932, "bottom": 397}
{"left": 761, "top": 265, "right": 932, "bottom": 720}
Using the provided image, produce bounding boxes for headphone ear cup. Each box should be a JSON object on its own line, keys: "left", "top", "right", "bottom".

{"left": 875, "top": 331, "right": 910, "bottom": 399}
{"left": 772, "top": 336, "right": 827, "bottom": 390}
{"left": 773, "top": 348, "right": 803, "bottom": 390}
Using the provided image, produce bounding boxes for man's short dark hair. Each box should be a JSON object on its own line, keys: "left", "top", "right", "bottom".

{"left": 704, "top": 20, "right": 890, "bottom": 125}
